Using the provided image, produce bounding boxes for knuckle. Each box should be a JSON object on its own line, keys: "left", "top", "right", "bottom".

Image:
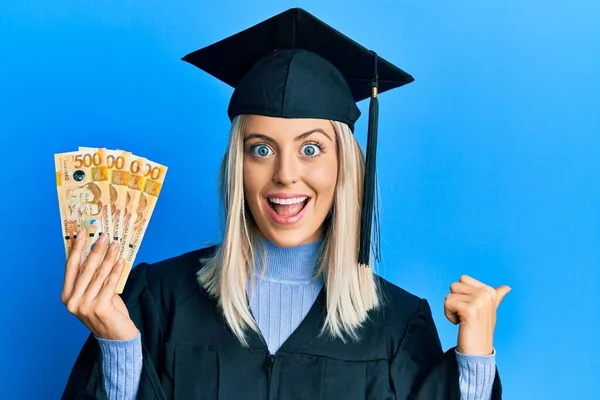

{"left": 480, "top": 289, "right": 494, "bottom": 302}
{"left": 65, "top": 259, "right": 77, "bottom": 271}
{"left": 473, "top": 297, "right": 485, "bottom": 308}
{"left": 79, "top": 262, "right": 94, "bottom": 275}
{"left": 106, "top": 275, "right": 119, "bottom": 289}
{"left": 93, "top": 265, "right": 109, "bottom": 281}
{"left": 108, "top": 267, "right": 121, "bottom": 279}
{"left": 66, "top": 250, "right": 79, "bottom": 263}
{"left": 78, "top": 302, "right": 92, "bottom": 318}
{"left": 78, "top": 306, "right": 88, "bottom": 318}
{"left": 94, "top": 303, "right": 111, "bottom": 319}
{"left": 465, "top": 303, "right": 478, "bottom": 317}
{"left": 83, "top": 261, "right": 102, "bottom": 277}
{"left": 65, "top": 300, "right": 79, "bottom": 315}
{"left": 98, "top": 259, "right": 112, "bottom": 272}
{"left": 106, "top": 259, "right": 120, "bottom": 274}
{"left": 103, "top": 269, "right": 115, "bottom": 282}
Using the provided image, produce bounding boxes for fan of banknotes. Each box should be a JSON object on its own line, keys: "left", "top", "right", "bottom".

{"left": 54, "top": 147, "right": 167, "bottom": 293}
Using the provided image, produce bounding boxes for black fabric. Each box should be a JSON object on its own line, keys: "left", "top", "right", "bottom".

{"left": 181, "top": 7, "right": 414, "bottom": 130}
{"left": 61, "top": 247, "right": 502, "bottom": 399}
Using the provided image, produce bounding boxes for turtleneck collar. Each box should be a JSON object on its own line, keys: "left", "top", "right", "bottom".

{"left": 252, "top": 236, "right": 324, "bottom": 283}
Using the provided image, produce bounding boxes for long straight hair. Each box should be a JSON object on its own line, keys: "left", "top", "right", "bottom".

{"left": 198, "top": 114, "right": 382, "bottom": 345}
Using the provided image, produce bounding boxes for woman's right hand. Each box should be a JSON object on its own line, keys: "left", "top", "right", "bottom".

{"left": 61, "top": 230, "right": 139, "bottom": 341}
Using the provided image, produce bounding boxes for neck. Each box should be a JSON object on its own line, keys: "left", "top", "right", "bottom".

{"left": 253, "top": 236, "right": 323, "bottom": 282}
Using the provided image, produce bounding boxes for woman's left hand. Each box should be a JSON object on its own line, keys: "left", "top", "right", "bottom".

{"left": 444, "top": 275, "right": 511, "bottom": 355}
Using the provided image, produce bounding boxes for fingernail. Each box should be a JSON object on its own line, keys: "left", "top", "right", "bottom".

{"left": 98, "top": 233, "right": 107, "bottom": 244}
{"left": 117, "top": 258, "right": 125, "bottom": 266}
{"left": 110, "top": 241, "right": 119, "bottom": 252}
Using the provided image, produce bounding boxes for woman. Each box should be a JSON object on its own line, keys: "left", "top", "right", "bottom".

{"left": 61, "top": 8, "right": 507, "bottom": 400}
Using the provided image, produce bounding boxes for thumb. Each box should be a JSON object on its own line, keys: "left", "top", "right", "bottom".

{"left": 495, "top": 285, "right": 511, "bottom": 306}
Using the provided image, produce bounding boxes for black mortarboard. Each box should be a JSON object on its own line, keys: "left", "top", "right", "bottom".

{"left": 182, "top": 7, "right": 414, "bottom": 267}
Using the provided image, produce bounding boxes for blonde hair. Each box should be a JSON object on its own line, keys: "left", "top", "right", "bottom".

{"left": 198, "top": 114, "right": 382, "bottom": 345}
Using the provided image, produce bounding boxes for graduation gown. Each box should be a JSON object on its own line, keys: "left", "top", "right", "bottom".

{"left": 62, "top": 246, "right": 502, "bottom": 399}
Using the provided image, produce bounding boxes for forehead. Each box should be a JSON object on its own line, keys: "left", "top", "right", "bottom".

{"left": 244, "top": 115, "right": 334, "bottom": 138}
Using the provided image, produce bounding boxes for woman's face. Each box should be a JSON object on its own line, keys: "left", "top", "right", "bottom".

{"left": 243, "top": 115, "right": 338, "bottom": 247}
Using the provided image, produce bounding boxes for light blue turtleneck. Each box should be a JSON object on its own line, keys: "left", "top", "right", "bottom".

{"left": 247, "top": 237, "right": 324, "bottom": 354}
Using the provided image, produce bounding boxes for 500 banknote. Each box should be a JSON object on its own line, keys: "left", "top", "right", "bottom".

{"left": 56, "top": 147, "right": 166, "bottom": 293}
{"left": 118, "top": 156, "right": 168, "bottom": 293}
{"left": 55, "top": 148, "right": 114, "bottom": 262}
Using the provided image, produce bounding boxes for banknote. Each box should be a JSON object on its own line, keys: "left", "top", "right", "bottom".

{"left": 118, "top": 155, "right": 168, "bottom": 293}
{"left": 55, "top": 148, "right": 114, "bottom": 261}
{"left": 56, "top": 147, "right": 166, "bottom": 293}
{"left": 79, "top": 147, "right": 133, "bottom": 244}
{"left": 106, "top": 149, "right": 134, "bottom": 244}
{"left": 114, "top": 153, "right": 147, "bottom": 292}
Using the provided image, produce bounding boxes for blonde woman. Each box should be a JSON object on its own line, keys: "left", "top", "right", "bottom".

{"left": 61, "top": 8, "right": 507, "bottom": 400}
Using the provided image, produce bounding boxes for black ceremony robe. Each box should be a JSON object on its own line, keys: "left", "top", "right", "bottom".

{"left": 62, "top": 246, "right": 502, "bottom": 399}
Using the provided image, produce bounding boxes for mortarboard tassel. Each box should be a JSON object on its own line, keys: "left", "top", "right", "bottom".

{"left": 358, "top": 52, "right": 381, "bottom": 268}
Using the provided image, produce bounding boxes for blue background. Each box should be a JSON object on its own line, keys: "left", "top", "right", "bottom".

{"left": 1, "top": 1, "right": 598, "bottom": 398}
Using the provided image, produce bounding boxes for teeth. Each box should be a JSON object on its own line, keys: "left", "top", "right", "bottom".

{"left": 268, "top": 196, "right": 308, "bottom": 205}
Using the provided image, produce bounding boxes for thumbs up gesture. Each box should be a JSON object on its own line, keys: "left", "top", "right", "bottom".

{"left": 444, "top": 275, "right": 511, "bottom": 355}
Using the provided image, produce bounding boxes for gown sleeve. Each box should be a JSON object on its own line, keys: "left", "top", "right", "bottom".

{"left": 61, "top": 263, "right": 168, "bottom": 400}
{"left": 389, "top": 299, "right": 503, "bottom": 400}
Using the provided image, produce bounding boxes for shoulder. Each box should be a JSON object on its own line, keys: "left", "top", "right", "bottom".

{"left": 370, "top": 275, "right": 434, "bottom": 334}
{"left": 377, "top": 275, "right": 423, "bottom": 308}
{"left": 120, "top": 244, "right": 218, "bottom": 308}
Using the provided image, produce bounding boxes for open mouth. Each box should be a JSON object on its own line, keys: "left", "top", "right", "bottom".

{"left": 265, "top": 195, "right": 310, "bottom": 224}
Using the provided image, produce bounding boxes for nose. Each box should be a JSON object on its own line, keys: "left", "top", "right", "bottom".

{"left": 273, "top": 150, "right": 299, "bottom": 186}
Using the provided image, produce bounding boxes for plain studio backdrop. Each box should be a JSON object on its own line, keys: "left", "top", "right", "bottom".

{"left": 1, "top": 1, "right": 599, "bottom": 399}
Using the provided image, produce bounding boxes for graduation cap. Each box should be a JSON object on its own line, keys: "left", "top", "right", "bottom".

{"left": 182, "top": 7, "right": 414, "bottom": 268}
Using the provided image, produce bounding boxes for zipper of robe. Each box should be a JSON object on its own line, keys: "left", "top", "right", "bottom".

{"left": 265, "top": 353, "right": 275, "bottom": 399}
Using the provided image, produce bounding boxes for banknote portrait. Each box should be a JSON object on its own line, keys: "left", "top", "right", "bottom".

{"left": 66, "top": 182, "right": 103, "bottom": 218}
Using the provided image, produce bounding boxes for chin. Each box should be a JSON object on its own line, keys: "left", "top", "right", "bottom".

{"left": 259, "top": 226, "right": 321, "bottom": 248}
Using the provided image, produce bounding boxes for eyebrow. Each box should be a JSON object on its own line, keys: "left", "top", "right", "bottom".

{"left": 244, "top": 128, "right": 333, "bottom": 143}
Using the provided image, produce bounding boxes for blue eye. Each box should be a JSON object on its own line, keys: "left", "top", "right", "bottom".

{"left": 251, "top": 144, "right": 273, "bottom": 157}
{"left": 301, "top": 144, "right": 321, "bottom": 157}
